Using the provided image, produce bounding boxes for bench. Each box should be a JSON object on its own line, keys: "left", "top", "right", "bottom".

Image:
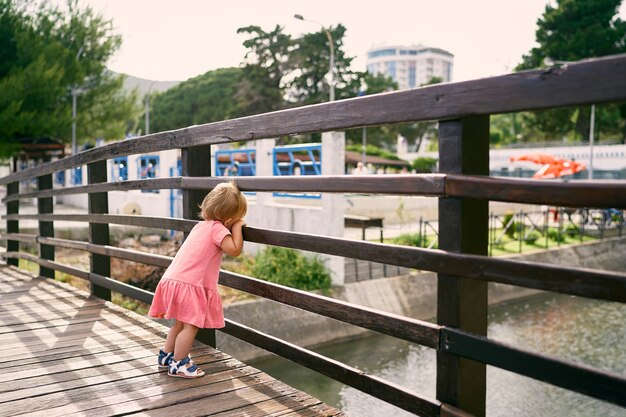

{"left": 344, "top": 214, "right": 384, "bottom": 242}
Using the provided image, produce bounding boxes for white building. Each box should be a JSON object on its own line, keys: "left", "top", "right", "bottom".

{"left": 366, "top": 45, "right": 454, "bottom": 89}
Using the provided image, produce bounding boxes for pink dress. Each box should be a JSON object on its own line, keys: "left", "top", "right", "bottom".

{"left": 148, "top": 220, "right": 230, "bottom": 328}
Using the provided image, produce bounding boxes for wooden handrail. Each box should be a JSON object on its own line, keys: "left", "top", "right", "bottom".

{"left": 4, "top": 174, "right": 626, "bottom": 209}
{"left": 1, "top": 54, "right": 625, "bottom": 186}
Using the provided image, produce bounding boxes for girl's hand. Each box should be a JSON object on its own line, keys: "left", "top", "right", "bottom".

{"left": 224, "top": 218, "right": 245, "bottom": 231}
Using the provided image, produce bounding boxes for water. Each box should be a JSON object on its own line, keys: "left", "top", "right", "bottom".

{"left": 251, "top": 294, "right": 626, "bottom": 417}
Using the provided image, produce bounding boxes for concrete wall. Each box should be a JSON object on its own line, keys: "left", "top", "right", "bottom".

{"left": 216, "top": 237, "right": 626, "bottom": 362}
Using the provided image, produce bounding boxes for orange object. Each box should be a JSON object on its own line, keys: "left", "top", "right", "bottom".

{"left": 510, "top": 154, "right": 586, "bottom": 179}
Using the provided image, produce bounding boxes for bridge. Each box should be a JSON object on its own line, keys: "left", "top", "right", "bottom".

{"left": 2, "top": 55, "right": 626, "bottom": 416}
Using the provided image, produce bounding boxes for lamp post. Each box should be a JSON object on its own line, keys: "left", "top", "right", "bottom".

{"left": 294, "top": 14, "right": 335, "bottom": 102}
{"left": 544, "top": 57, "right": 595, "bottom": 179}
{"left": 145, "top": 80, "right": 157, "bottom": 135}
{"left": 71, "top": 46, "right": 84, "bottom": 155}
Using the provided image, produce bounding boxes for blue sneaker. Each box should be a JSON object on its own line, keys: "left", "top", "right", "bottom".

{"left": 168, "top": 356, "right": 205, "bottom": 378}
{"left": 157, "top": 349, "right": 174, "bottom": 368}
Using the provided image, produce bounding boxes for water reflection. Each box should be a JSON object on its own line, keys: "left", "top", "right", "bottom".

{"left": 251, "top": 294, "right": 626, "bottom": 417}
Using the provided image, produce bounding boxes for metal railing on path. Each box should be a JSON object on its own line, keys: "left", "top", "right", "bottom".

{"left": 2, "top": 54, "right": 626, "bottom": 417}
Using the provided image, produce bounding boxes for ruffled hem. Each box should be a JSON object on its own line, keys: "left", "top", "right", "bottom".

{"left": 148, "top": 279, "right": 225, "bottom": 329}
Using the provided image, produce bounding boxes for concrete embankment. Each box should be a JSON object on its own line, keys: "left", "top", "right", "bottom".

{"left": 217, "top": 237, "right": 626, "bottom": 362}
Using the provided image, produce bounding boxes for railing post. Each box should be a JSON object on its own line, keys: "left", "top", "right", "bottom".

{"left": 437, "top": 116, "right": 489, "bottom": 417}
{"left": 181, "top": 145, "right": 216, "bottom": 348}
{"left": 37, "top": 174, "right": 54, "bottom": 278}
{"left": 6, "top": 181, "right": 19, "bottom": 267}
{"left": 88, "top": 161, "right": 111, "bottom": 301}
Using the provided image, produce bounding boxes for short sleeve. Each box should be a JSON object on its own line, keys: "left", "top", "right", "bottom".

{"left": 211, "top": 221, "right": 231, "bottom": 247}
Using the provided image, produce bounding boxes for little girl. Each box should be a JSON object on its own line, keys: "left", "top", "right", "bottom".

{"left": 148, "top": 181, "right": 247, "bottom": 378}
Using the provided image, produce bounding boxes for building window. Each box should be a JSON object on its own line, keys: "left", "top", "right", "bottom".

{"left": 138, "top": 155, "right": 160, "bottom": 193}
{"left": 111, "top": 157, "right": 128, "bottom": 181}
{"left": 367, "top": 48, "right": 397, "bottom": 59}
{"left": 72, "top": 167, "right": 82, "bottom": 185}
{"left": 55, "top": 171, "right": 65, "bottom": 186}
{"left": 387, "top": 61, "right": 396, "bottom": 81}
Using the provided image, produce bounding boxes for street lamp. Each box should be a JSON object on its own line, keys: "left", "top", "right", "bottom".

{"left": 294, "top": 14, "right": 335, "bottom": 102}
{"left": 71, "top": 46, "right": 84, "bottom": 155}
{"left": 145, "top": 80, "right": 157, "bottom": 135}
{"left": 544, "top": 57, "right": 595, "bottom": 179}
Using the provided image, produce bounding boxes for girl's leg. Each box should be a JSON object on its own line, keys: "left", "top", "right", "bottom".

{"left": 173, "top": 322, "right": 199, "bottom": 362}
{"left": 163, "top": 320, "right": 184, "bottom": 353}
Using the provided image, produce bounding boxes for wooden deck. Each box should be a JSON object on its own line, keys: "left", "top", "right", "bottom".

{"left": 0, "top": 264, "right": 344, "bottom": 417}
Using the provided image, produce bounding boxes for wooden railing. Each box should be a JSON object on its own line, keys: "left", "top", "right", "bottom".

{"left": 2, "top": 54, "right": 626, "bottom": 417}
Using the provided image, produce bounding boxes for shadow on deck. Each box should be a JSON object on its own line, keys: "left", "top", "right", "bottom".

{"left": 0, "top": 264, "right": 343, "bottom": 417}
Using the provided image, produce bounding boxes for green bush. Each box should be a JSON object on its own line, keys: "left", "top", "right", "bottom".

{"left": 548, "top": 229, "right": 565, "bottom": 242}
{"left": 502, "top": 213, "right": 517, "bottom": 239}
{"left": 525, "top": 231, "right": 542, "bottom": 245}
{"left": 411, "top": 157, "right": 438, "bottom": 173}
{"left": 392, "top": 233, "right": 428, "bottom": 247}
{"left": 248, "top": 246, "right": 331, "bottom": 291}
{"left": 565, "top": 225, "right": 579, "bottom": 237}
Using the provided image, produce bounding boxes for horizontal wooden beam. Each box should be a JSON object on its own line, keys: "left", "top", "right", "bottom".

{"left": 221, "top": 318, "right": 442, "bottom": 417}
{"left": 242, "top": 227, "right": 626, "bottom": 303}
{"left": 1, "top": 177, "right": 183, "bottom": 202}
{"left": 446, "top": 175, "right": 626, "bottom": 208}
{"left": 5, "top": 174, "right": 625, "bottom": 210}
{"left": 219, "top": 271, "right": 440, "bottom": 348}
{"left": 38, "top": 237, "right": 173, "bottom": 268}
{"left": 89, "top": 272, "right": 154, "bottom": 304}
{"left": 441, "top": 327, "right": 626, "bottom": 408}
{"left": 2, "top": 54, "right": 625, "bottom": 185}
{"left": 0, "top": 233, "right": 38, "bottom": 243}
{"left": 3, "top": 214, "right": 197, "bottom": 232}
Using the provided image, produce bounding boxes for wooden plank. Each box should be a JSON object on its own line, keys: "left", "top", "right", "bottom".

{"left": 0, "top": 346, "right": 226, "bottom": 395}
{"left": 90, "top": 378, "right": 299, "bottom": 417}
{"left": 28, "top": 368, "right": 269, "bottom": 417}
{"left": 2, "top": 54, "right": 626, "bottom": 185}
{"left": 1, "top": 177, "right": 183, "bottom": 202}
{"left": 0, "top": 233, "right": 38, "bottom": 243}
{"left": 3, "top": 213, "right": 197, "bottom": 232}
{"left": 183, "top": 174, "right": 445, "bottom": 195}
{"left": 182, "top": 143, "right": 216, "bottom": 348}
{"left": 219, "top": 271, "right": 440, "bottom": 348}
{"left": 88, "top": 160, "right": 111, "bottom": 301}
{"left": 446, "top": 174, "right": 626, "bottom": 209}
{"left": 242, "top": 227, "right": 626, "bottom": 303}
{"left": 210, "top": 391, "right": 324, "bottom": 417}
{"left": 89, "top": 272, "right": 154, "bottom": 304}
{"left": 437, "top": 116, "right": 489, "bottom": 416}
{"left": 38, "top": 237, "right": 173, "bottom": 267}
{"left": 441, "top": 327, "right": 626, "bottom": 408}
{"left": 1, "top": 352, "right": 237, "bottom": 404}
{"left": 3, "top": 173, "right": 443, "bottom": 202}
{"left": 6, "top": 181, "right": 19, "bottom": 267}
{"left": 222, "top": 319, "right": 441, "bottom": 417}
{"left": 0, "top": 355, "right": 253, "bottom": 416}
{"left": 37, "top": 173, "right": 55, "bottom": 278}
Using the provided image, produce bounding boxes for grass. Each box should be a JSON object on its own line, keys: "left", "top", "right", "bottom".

{"left": 385, "top": 226, "right": 597, "bottom": 257}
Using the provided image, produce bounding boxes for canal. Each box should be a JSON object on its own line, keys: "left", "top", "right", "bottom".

{"left": 251, "top": 293, "right": 626, "bottom": 416}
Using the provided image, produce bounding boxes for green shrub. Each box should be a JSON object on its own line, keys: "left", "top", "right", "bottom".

{"left": 548, "top": 229, "right": 565, "bottom": 242}
{"left": 411, "top": 157, "right": 438, "bottom": 173}
{"left": 565, "top": 225, "right": 579, "bottom": 237}
{"left": 502, "top": 213, "right": 517, "bottom": 239}
{"left": 525, "top": 231, "right": 542, "bottom": 245}
{"left": 392, "top": 233, "right": 428, "bottom": 248}
{"left": 248, "top": 246, "right": 331, "bottom": 291}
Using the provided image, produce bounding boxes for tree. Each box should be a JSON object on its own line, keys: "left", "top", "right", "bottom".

{"left": 0, "top": 0, "right": 139, "bottom": 156}
{"left": 516, "top": 0, "right": 626, "bottom": 142}
{"left": 149, "top": 68, "right": 248, "bottom": 133}
{"left": 238, "top": 24, "right": 398, "bottom": 147}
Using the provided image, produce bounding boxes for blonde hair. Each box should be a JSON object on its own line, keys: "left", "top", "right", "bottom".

{"left": 199, "top": 181, "right": 247, "bottom": 222}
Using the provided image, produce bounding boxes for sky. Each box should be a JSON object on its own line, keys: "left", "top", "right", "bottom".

{"left": 70, "top": 0, "right": 626, "bottom": 83}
